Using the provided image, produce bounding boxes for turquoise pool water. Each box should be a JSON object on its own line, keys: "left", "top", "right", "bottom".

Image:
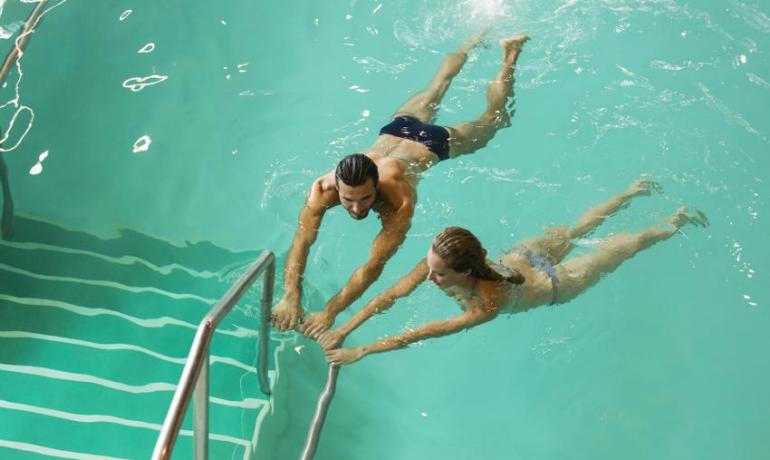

{"left": 1, "top": 0, "right": 768, "bottom": 459}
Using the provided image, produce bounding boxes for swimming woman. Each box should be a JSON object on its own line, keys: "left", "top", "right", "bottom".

{"left": 319, "top": 179, "right": 708, "bottom": 364}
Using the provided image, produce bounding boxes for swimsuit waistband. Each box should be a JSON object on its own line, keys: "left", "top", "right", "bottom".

{"left": 515, "top": 247, "right": 559, "bottom": 305}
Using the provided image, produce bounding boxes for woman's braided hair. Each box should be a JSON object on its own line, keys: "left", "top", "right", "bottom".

{"left": 431, "top": 227, "right": 524, "bottom": 285}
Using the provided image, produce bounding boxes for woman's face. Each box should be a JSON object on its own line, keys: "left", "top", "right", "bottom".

{"left": 426, "top": 247, "right": 468, "bottom": 289}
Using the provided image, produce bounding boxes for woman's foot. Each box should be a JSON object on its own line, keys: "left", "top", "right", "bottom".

{"left": 668, "top": 207, "right": 709, "bottom": 230}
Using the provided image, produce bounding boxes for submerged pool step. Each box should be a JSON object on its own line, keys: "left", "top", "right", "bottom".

{"left": 0, "top": 263, "right": 219, "bottom": 316}
{"left": 0, "top": 366, "right": 269, "bottom": 442}
{"left": 0, "top": 242, "right": 233, "bottom": 301}
{"left": 0, "top": 398, "right": 253, "bottom": 460}
{"left": 0, "top": 295, "right": 261, "bottom": 360}
{"left": 0, "top": 333, "right": 261, "bottom": 390}
{"left": 8, "top": 215, "right": 260, "bottom": 276}
{"left": 0, "top": 215, "right": 282, "bottom": 458}
{"left": 0, "top": 270, "right": 267, "bottom": 336}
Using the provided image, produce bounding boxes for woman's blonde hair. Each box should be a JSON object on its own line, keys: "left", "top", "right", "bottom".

{"left": 431, "top": 227, "right": 524, "bottom": 284}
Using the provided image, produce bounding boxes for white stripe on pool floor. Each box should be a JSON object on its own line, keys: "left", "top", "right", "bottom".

{"left": 0, "top": 364, "right": 268, "bottom": 409}
{"left": 0, "top": 240, "right": 223, "bottom": 279}
{"left": 0, "top": 330, "right": 257, "bottom": 372}
{"left": 0, "top": 294, "right": 258, "bottom": 338}
{"left": 0, "top": 399, "right": 251, "bottom": 447}
{"left": 0, "top": 262, "right": 217, "bottom": 304}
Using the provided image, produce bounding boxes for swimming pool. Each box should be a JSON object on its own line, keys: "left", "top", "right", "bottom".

{"left": 1, "top": 0, "right": 768, "bottom": 459}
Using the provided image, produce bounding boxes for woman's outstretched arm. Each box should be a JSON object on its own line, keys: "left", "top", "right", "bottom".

{"left": 317, "top": 258, "right": 429, "bottom": 350}
{"left": 325, "top": 308, "right": 497, "bottom": 365}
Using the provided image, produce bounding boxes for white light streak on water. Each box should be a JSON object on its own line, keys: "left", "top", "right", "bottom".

{"left": 132, "top": 135, "right": 151, "bottom": 153}
{"left": 28, "top": 150, "right": 49, "bottom": 175}
{"left": 122, "top": 74, "right": 168, "bottom": 92}
{"left": 137, "top": 42, "right": 155, "bottom": 54}
{"left": 1, "top": 1, "right": 69, "bottom": 153}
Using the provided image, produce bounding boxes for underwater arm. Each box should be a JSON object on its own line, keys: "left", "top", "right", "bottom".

{"left": 326, "top": 309, "right": 497, "bottom": 365}
{"left": 272, "top": 182, "right": 330, "bottom": 331}
{"left": 318, "top": 259, "right": 428, "bottom": 349}
{"left": 302, "top": 204, "right": 413, "bottom": 337}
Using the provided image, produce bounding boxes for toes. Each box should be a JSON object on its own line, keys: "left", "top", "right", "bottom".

{"left": 695, "top": 209, "right": 710, "bottom": 227}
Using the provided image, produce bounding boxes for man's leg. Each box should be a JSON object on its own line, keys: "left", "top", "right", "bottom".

{"left": 556, "top": 208, "right": 708, "bottom": 303}
{"left": 393, "top": 30, "right": 487, "bottom": 124}
{"left": 446, "top": 34, "right": 529, "bottom": 158}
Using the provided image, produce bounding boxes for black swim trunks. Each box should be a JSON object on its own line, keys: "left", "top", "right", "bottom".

{"left": 379, "top": 115, "right": 451, "bottom": 161}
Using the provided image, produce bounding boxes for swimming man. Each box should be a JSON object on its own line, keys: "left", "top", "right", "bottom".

{"left": 272, "top": 32, "right": 531, "bottom": 337}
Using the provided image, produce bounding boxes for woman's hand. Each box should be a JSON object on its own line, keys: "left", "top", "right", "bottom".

{"left": 326, "top": 347, "right": 366, "bottom": 366}
{"left": 317, "top": 329, "right": 346, "bottom": 350}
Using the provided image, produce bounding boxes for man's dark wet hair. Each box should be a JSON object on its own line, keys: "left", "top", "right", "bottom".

{"left": 335, "top": 153, "right": 379, "bottom": 187}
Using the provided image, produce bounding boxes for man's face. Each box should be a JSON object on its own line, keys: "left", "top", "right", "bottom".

{"left": 337, "top": 178, "right": 377, "bottom": 220}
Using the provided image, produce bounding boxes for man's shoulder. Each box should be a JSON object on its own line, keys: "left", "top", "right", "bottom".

{"left": 378, "top": 176, "right": 414, "bottom": 207}
{"left": 307, "top": 173, "right": 339, "bottom": 208}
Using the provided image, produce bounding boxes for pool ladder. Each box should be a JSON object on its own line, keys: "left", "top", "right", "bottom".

{"left": 152, "top": 250, "right": 340, "bottom": 460}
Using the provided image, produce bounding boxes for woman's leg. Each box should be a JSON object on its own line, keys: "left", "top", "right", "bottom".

{"left": 568, "top": 179, "right": 662, "bottom": 239}
{"left": 556, "top": 207, "right": 708, "bottom": 303}
{"left": 517, "top": 179, "right": 662, "bottom": 264}
{"left": 446, "top": 34, "right": 529, "bottom": 158}
{"left": 392, "top": 30, "right": 487, "bottom": 124}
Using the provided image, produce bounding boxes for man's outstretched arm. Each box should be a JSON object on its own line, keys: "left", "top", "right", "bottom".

{"left": 272, "top": 186, "right": 329, "bottom": 331}
{"left": 301, "top": 205, "right": 413, "bottom": 337}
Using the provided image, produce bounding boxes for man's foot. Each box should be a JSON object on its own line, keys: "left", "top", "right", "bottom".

{"left": 458, "top": 27, "right": 490, "bottom": 55}
{"left": 627, "top": 178, "right": 663, "bottom": 198}
{"left": 668, "top": 207, "right": 709, "bottom": 229}
{"left": 500, "top": 34, "right": 530, "bottom": 60}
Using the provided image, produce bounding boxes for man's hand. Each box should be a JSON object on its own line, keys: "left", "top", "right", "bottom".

{"left": 317, "top": 329, "right": 346, "bottom": 350}
{"left": 326, "top": 347, "right": 365, "bottom": 366}
{"left": 271, "top": 295, "right": 304, "bottom": 331}
{"left": 299, "top": 311, "right": 335, "bottom": 338}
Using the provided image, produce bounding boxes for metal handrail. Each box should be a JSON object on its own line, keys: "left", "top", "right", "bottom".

{"left": 152, "top": 250, "right": 275, "bottom": 460}
{"left": 0, "top": 0, "right": 47, "bottom": 81}
{"left": 300, "top": 365, "right": 340, "bottom": 460}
